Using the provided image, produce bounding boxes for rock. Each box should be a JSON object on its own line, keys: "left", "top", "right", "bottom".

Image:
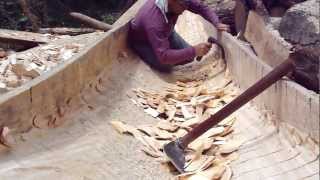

{"left": 279, "top": 0, "right": 320, "bottom": 47}
{"left": 290, "top": 48, "right": 319, "bottom": 92}
{"left": 269, "top": 17, "right": 282, "bottom": 30}
{"left": 269, "top": 6, "right": 287, "bottom": 17}
{"left": 206, "top": 0, "right": 237, "bottom": 34}
{"left": 263, "top": 0, "right": 307, "bottom": 10}
{"left": 279, "top": 0, "right": 320, "bottom": 92}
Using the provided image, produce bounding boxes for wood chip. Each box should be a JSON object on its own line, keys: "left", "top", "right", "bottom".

{"left": 201, "top": 127, "right": 225, "bottom": 139}
{"left": 173, "top": 117, "right": 186, "bottom": 122}
{"left": 185, "top": 155, "right": 215, "bottom": 172}
{"left": 144, "top": 107, "right": 160, "bottom": 118}
{"left": 218, "top": 117, "right": 236, "bottom": 127}
{"left": 8, "top": 54, "right": 17, "bottom": 64}
{"left": 137, "top": 125, "right": 157, "bottom": 136}
{"left": 110, "top": 121, "right": 143, "bottom": 142}
{"left": 195, "top": 105, "right": 204, "bottom": 118}
{"left": 11, "top": 64, "right": 40, "bottom": 78}
{"left": 166, "top": 106, "right": 177, "bottom": 121}
{"left": 189, "top": 138, "right": 212, "bottom": 152}
{"left": 182, "top": 87, "right": 198, "bottom": 97}
{"left": 155, "top": 129, "right": 174, "bottom": 140}
{"left": 215, "top": 136, "right": 227, "bottom": 141}
{"left": 219, "top": 139, "right": 244, "bottom": 154}
{"left": 220, "top": 126, "right": 234, "bottom": 137}
{"left": 181, "top": 105, "right": 195, "bottom": 119}
{"left": 157, "top": 100, "right": 167, "bottom": 114}
{"left": 142, "top": 136, "right": 162, "bottom": 151}
{"left": 0, "top": 126, "right": 13, "bottom": 148}
{"left": 0, "top": 82, "right": 6, "bottom": 89}
{"left": 176, "top": 81, "right": 201, "bottom": 88}
{"left": 180, "top": 117, "right": 200, "bottom": 128}
{"left": 6, "top": 78, "right": 20, "bottom": 88}
{"left": 183, "top": 174, "right": 208, "bottom": 180}
{"left": 193, "top": 85, "right": 205, "bottom": 97}
{"left": 175, "top": 128, "right": 188, "bottom": 138}
{"left": 221, "top": 165, "right": 232, "bottom": 180}
{"left": 193, "top": 95, "right": 217, "bottom": 105}
{"left": 207, "top": 89, "right": 225, "bottom": 98}
{"left": 197, "top": 164, "right": 226, "bottom": 179}
{"left": 146, "top": 98, "right": 158, "bottom": 109}
{"left": 205, "top": 99, "right": 222, "bottom": 108}
{"left": 222, "top": 152, "right": 240, "bottom": 164}
{"left": 141, "top": 146, "right": 163, "bottom": 158}
{"left": 157, "top": 140, "right": 171, "bottom": 149}
{"left": 213, "top": 140, "right": 226, "bottom": 145}
{"left": 221, "top": 95, "right": 235, "bottom": 104}
{"left": 136, "top": 97, "right": 147, "bottom": 104}
{"left": 110, "top": 121, "right": 132, "bottom": 134}
{"left": 157, "top": 121, "right": 178, "bottom": 132}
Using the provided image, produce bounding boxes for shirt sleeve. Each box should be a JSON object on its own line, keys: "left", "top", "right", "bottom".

{"left": 144, "top": 25, "right": 196, "bottom": 65}
{"left": 187, "top": 0, "right": 220, "bottom": 26}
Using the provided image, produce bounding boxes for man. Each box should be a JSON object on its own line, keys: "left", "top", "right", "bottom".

{"left": 128, "top": 0, "right": 230, "bottom": 72}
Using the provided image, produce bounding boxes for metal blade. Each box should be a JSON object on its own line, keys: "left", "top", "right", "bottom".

{"left": 163, "top": 140, "right": 186, "bottom": 173}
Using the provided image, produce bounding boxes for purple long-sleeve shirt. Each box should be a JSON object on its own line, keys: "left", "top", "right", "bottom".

{"left": 128, "top": 0, "right": 220, "bottom": 65}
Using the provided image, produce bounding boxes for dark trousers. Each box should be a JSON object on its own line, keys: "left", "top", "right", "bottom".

{"left": 130, "top": 31, "right": 192, "bottom": 72}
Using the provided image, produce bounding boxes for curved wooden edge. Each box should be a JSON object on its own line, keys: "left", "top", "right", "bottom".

{"left": 0, "top": 24, "right": 129, "bottom": 132}
{"left": 0, "top": 0, "right": 149, "bottom": 133}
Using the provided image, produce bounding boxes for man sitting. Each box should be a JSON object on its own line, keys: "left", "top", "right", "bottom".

{"left": 128, "top": 0, "right": 229, "bottom": 72}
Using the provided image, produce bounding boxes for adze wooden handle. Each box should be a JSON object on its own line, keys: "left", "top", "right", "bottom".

{"left": 179, "top": 58, "right": 295, "bottom": 148}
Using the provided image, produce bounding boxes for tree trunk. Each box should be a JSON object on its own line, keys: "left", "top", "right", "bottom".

{"left": 19, "top": 0, "right": 40, "bottom": 32}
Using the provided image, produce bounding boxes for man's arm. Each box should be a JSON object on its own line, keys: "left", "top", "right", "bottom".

{"left": 145, "top": 25, "right": 196, "bottom": 65}
{"left": 187, "top": 0, "right": 220, "bottom": 26}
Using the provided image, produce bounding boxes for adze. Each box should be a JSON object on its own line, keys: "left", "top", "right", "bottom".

{"left": 164, "top": 55, "right": 295, "bottom": 173}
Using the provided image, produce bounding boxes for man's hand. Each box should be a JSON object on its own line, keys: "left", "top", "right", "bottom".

{"left": 216, "top": 23, "right": 230, "bottom": 32}
{"left": 194, "top": 43, "right": 212, "bottom": 57}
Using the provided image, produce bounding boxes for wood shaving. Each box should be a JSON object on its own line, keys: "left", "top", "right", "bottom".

{"left": 144, "top": 107, "right": 160, "bottom": 118}
{"left": 181, "top": 105, "right": 195, "bottom": 119}
{"left": 219, "top": 139, "right": 244, "bottom": 154}
{"left": 111, "top": 80, "right": 242, "bottom": 178}
{"left": 137, "top": 125, "right": 157, "bottom": 136}
{"left": 0, "top": 126, "right": 13, "bottom": 148}
{"left": 157, "top": 121, "right": 178, "bottom": 132}
{"left": 221, "top": 165, "right": 232, "bottom": 180}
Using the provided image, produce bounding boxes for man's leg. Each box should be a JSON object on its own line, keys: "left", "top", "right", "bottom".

{"left": 169, "top": 31, "right": 194, "bottom": 65}
{"left": 130, "top": 42, "right": 173, "bottom": 73}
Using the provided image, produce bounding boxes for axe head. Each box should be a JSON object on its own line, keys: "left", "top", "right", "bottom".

{"left": 163, "top": 139, "right": 186, "bottom": 173}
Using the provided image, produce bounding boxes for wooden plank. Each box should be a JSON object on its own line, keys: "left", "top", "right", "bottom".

{"left": 0, "top": 29, "right": 55, "bottom": 44}
{"left": 39, "top": 27, "right": 98, "bottom": 36}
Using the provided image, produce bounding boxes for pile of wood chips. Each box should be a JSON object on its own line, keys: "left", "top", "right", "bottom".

{"left": 0, "top": 42, "right": 84, "bottom": 91}
{"left": 111, "top": 80, "right": 246, "bottom": 180}
{"left": 0, "top": 30, "right": 105, "bottom": 93}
